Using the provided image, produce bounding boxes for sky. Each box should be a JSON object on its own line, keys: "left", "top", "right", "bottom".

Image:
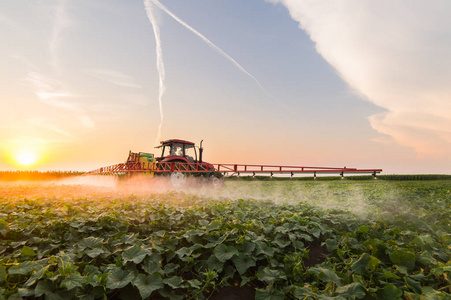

{"left": 0, "top": 0, "right": 450, "bottom": 174}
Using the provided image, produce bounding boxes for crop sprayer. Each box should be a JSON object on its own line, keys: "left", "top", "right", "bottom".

{"left": 86, "top": 139, "right": 382, "bottom": 187}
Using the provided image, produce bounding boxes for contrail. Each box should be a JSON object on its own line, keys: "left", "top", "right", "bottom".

{"left": 149, "top": 0, "right": 277, "bottom": 103}
{"left": 144, "top": 0, "right": 165, "bottom": 144}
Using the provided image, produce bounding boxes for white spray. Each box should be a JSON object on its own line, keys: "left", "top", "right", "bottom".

{"left": 149, "top": 0, "right": 279, "bottom": 103}
{"left": 144, "top": 0, "right": 165, "bottom": 144}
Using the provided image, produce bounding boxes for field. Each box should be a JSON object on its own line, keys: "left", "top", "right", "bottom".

{"left": 0, "top": 176, "right": 450, "bottom": 299}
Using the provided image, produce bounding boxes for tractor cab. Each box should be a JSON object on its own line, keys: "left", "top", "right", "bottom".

{"left": 156, "top": 139, "right": 200, "bottom": 163}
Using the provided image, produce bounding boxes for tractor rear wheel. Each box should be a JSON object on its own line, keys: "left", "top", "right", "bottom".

{"left": 209, "top": 175, "right": 224, "bottom": 188}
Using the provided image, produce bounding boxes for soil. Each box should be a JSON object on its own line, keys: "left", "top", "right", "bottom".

{"left": 304, "top": 242, "right": 330, "bottom": 267}
{"left": 210, "top": 285, "right": 256, "bottom": 300}
{"left": 209, "top": 243, "right": 329, "bottom": 299}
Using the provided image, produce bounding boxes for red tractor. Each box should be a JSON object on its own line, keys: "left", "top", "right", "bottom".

{"left": 153, "top": 139, "right": 223, "bottom": 187}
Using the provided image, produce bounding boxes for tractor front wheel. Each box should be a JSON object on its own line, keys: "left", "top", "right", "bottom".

{"left": 170, "top": 172, "right": 186, "bottom": 188}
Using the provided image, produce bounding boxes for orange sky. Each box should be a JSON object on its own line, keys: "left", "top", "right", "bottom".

{"left": 0, "top": 1, "right": 450, "bottom": 174}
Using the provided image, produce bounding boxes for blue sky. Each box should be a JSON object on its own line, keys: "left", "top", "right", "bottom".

{"left": 0, "top": 0, "right": 449, "bottom": 173}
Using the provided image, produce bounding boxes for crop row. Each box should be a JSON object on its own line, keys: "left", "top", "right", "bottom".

{"left": 0, "top": 193, "right": 450, "bottom": 299}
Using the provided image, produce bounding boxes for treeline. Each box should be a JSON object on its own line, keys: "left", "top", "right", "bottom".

{"left": 0, "top": 171, "right": 85, "bottom": 181}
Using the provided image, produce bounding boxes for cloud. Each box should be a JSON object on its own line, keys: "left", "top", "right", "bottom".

{"left": 144, "top": 0, "right": 165, "bottom": 144}
{"left": 269, "top": 0, "right": 451, "bottom": 157}
{"left": 87, "top": 69, "right": 142, "bottom": 88}
{"left": 25, "top": 71, "right": 95, "bottom": 128}
{"left": 49, "top": 0, "right": 71, "bottom": 70}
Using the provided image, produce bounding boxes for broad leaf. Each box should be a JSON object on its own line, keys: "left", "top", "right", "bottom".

{"left": 133, "top": 274, "right": 163, "bottom": 299}
{"left": 20, "top": 246, "right": 35, "bottom": 257}
{"left": 255, "top": 288, "right": 285, "bottom": 300}
{"left": 106, "top": 268, "right": 135, "bottom": 290}
{"left": 214, "top": 244, "right": 239, "bottom": 262}
{"left": 389, "top": 249, "right": 416, "bottom": 270}
{"left": 8, "top": 261, "right": 35, "bottom": 275}
{"left": 351, "top": 253, "right": 380, "bottom": 274}
{"left": 122, "top": 245, "right": 150, "bottom": 264}
{"left": 85, "top": 248, "right": 105, "bottom": 258}
{"left": 258, "top": 267, "right": 286, "bottom": 285}
{"left": 206, "top": 254, "right": 224, "bottom": 271}
{"left": 335, "top": 283, "right": 366, "bottom": 299}
{"left": 378, "top": 284, "right": 402, "bottom": 299}
{"left": 61, "top": 272, "right": 85, "bottom": 290}
{"left": 79, "top": 237, "right": 103, "bottom": 250}
{"left": 232, "top": 254, "right": 256, "bottom": 275}
{"left": 163, "top": 276, "right": 183, "bottom": 288}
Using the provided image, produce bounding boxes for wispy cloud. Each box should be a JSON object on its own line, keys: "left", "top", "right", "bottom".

{"left": 149, "top": 0, "right": 279, "bottom": 104}
{"left": 25, "top": 71, "right": 95, "bottom": 128}
{"left": 87, "top": 69, "right": 142, "bottom": 88}
{"left": 269, "top": 0, "right": 451, "bottom": 157}
{"left": 49, "top": 0, "right": 70, "bottom": 71}
{"left": 144, "top": 0, "right": 165, "bottom": 144}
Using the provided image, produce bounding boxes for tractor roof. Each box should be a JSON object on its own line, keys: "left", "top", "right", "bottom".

{"left": 158, "top": 139, "right": 195, "bottom": 147}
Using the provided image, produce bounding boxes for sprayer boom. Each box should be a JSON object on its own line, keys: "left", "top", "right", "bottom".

{"left": 86, "top": 139, "right": 382, "bottom": 182}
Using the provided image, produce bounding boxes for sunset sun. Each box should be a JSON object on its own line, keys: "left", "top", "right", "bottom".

{"left": 15, "top": 152, "right": 37, "bottom": 167}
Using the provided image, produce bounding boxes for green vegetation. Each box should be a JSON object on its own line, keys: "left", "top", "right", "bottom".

{"left": 227, "top": 174, "right": 451, "bottom": 181}
{"left": 0, "top": 180, "right": 450, "bottom": 299}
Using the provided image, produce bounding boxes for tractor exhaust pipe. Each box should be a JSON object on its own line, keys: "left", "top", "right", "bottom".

{"left": 199, "top": 140, "right": 203, "bottom": 163}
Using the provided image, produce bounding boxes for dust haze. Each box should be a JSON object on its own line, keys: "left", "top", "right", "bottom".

{"left": 0, "top": 175, "right": 415, "bottom": 220}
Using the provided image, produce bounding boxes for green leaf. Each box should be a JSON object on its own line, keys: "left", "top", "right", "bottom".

{"left": 206, "top": 255, "right": 224, "bottom": 271}
{"left": 24, "top": 266, "right": 50, "bottom": 287}
{"left": 0, "top": 266, "right": 6, "bottom": 283}
{"left": 133, "top": 274, "right": 163, "bottom": 299}
{"left": 142, "top": 254, "right": 163, "bottom": 275}
{"left": 411, "top": 235, "right": 435, "bottom": 251}
{"left": 241, "top": 242, "right": 256, "bottom": 255}
{"left": 163, "top": 263, "right": 179, "bottom": 275}
{"left": 207, "top": 221, "right": 221, "bottom": 231}
{"left": 213, "top": 244, "right": 239, "bottom": 262}
{"left": 255, "top": 288, "right": 285, "bottom": 300}
{"left": 85, "top": 248, "right": 105, "bottom": 258}
{"left": 335, "top": 283, "right": 366, "bottom": 299}
{"left": 35, "top": 280, "right": 55, "bottom": 297}
{"left": 292, "top": 286, "right": 318, "bottom": 298}
{"left": 351, "top": 253, "right": 380, "bottom": 274}
{"left": 20, "top": 245, "right": 35, "bottom": 257}
{"left": 326, "top": 239, "right": 338, "bottom": 252}
{"left": 106, "top": 268, "right": 135, "bottom": 290}
{"left": 420, "top": 286, "right": 447, "bottom": 298}
{"left": 389, "top": 249, "right": 416, "bottom": 270}
{"left": 255, "top": 241, "right": 275, "bottom": 257}
{"left": 187, "top": 279, "right": 202, "bottom": 289}
{"left": 18, "top": 288, "right": 35, "bottom": 297}
{"left": 273, "top": 234, "right": 290, "bottom": 248}
{"left": 8, "top": 261, "right": 35, "bottom": 275}
{"left": 163, "top": 276, "right": 183, "bottom": 288}
{"left": 232, "top": 254, "right": 256, "bottom": 275}
{"left": 378, "top": 284, "right": 402, "bottom": 299}
{"left": 0, "top": 219, "right": 9, "bottom": 236}
{"left": 312, "top": 267, "right": 342, "bottom": 285}
{"left": 405, "top": 276, "right": 421, "bottom": 294}
{"left": 61, "top": 272, "right": 85, "bottom": 290}
{"left": 418, "top": 250, "right": 437, "bottom": 266}
{"left": 122, "top": 245, "right": 150, "bottom": 264}
{"left": 258, "top": 267, "right": 286, "bottom": 285}
{"left": 79, "top": 237, "right": 103, "bottom": 249}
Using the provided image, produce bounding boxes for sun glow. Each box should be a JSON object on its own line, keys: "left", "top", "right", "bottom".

{"left": 15, "top": 152, "right": 38, "bottom": 167}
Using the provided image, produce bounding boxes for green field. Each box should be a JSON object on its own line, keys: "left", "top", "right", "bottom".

{"left": 0, "top": 178, "right": 450, "bottom": 299}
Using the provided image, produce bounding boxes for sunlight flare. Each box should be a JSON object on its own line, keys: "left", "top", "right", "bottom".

{"left": 15, "top": 151, "right": 38, "bottom": 167}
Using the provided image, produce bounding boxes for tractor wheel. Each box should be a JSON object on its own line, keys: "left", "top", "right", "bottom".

{"left": 209, "top": 175, "right": 224, "bottom": 188}
{"left": 170, "top": 172, "right": 186, "bottom": 188}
